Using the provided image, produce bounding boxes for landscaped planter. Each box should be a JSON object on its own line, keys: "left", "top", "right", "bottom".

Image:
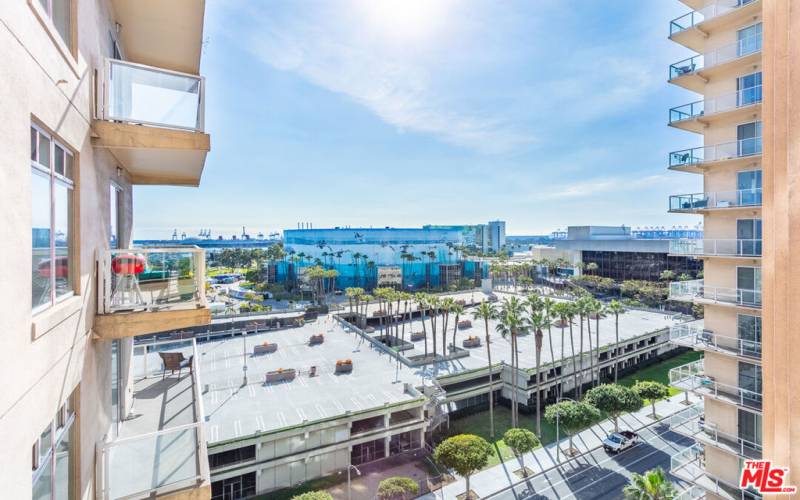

{"left": 462, "top": 336, "right": 481, "bottom": 348}
{"left": 254, "top": 343, "right": 278, "bottom": 355}
{"left": 410, "top": 332, "right": 426, "bottom": 342}
{"left": 456, "top": 299, "right": 466, "bottom": 306}
{"left": 457, "top": 319, "right": 472, "bottom": 330}
{"left": 265, "top": 368, "right": 296, "bottom": 383}
{"left": 374, "top": 335, "right": 415, "bottom": 351}
{"left": 335, "top": 360, "right": 353, "bottom": 373}
{"left": 309, "top": 334, "right": 324, "bottom": 345}
{"left": 372, "top": 310, "right": 387, "bottom": 318}
{"left": 364, "top": 326, "right": 376, "bottom": 333}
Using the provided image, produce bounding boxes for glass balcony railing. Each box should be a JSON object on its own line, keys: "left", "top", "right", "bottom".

{"left": 670, "top": 404, "right": 762, "bottom": 459}
{"left": 669, "top": 359, "right": 763, "bottom": 411}
{"left": 669, "top": 32, "right": 762, "bottom": 79}
{"left": 100, "top": 58, "right": 205, "bottom": 132}
{"left": 670, "top": 0, "right": 759, "bottom": 36}
{"left": 97, "top": 339, "right": 209, "bottom": 499}
{"left": 97, "top": 247, "right": 207, "bottom": 315}
{"left": 669, "top": 188, "right": 762, "bottom": 211}
{"left": 669, "top": 86, "right": 762, "bottom": 123}
{"left": 669, "top": 239, "right": 762, "bottom": 257}
{"left": 670, "top": 323, "right": 761, "bottom": 359}
{"left": 669, "top": 137, "right": 762, "bottom": 168}
{"left": 669, "top": 279, "right": 762, "bottom": 308}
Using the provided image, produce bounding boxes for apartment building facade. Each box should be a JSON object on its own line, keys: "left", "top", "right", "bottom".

{"left": 0, "top": 1, "right": 211, "bottom": 499}
{"left": 665, "top": 1, "right": 765, "bottom": 498}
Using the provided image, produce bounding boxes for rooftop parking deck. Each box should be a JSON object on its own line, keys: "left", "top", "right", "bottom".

{"left": 192, "top": 318, "right": 421, "bottom": 444}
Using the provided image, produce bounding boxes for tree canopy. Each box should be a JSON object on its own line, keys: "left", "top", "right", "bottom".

{"left": 585, "top": 384, "right": 643, "bottom": 431}
{"left": 433, "top": 434, "right": 493, "bottom": 478}
{"left": 544, "top": 400, "right": 601, "bottom": 435}
{"left": 291, "top": 491, "right": 333, "bottom": 500}
{"left": 376, "top": 476, "right": 420, "bottom": 500}
{"left": 503, "top": 428, "right": 540, "bottom": 456}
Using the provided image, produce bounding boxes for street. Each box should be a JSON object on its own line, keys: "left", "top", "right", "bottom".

{"left": 483, "top": 422, "right": 695, "bottom": 500}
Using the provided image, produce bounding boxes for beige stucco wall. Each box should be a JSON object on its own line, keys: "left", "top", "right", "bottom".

{"left": 705, "top": 396, "right": 739, "bottom": 437}
{"left": 0, "top": 1, "right": 134, "bottom": 499}
{"left": 762, "top": 0, "right": 800, "bottom": 488}
{"left": 705, "top": 351, "right": 740, "bottom": 387}
{"left": 705, "top": 445, "right": 742, "bottom": 486}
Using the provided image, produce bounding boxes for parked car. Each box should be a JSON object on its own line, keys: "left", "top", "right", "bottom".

{"left": 602, "top": 431, "right": 639, "bottom": 454}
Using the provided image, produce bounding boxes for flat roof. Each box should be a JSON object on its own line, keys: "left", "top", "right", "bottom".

{"left": 195, "top": 319, "right": 421, "bottom": 445}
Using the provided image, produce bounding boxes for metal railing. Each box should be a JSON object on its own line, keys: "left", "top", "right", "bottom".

{"left": 670, "top": 0, "right": 758, "bottom": 36}
{"left": 671, "top": 443, "right": 761, "bottom": 499}
{"left": 99, "top": 58, "right": 205, "bottom": 132}
{"left": 669, "top": 86, "right": 762, "bottom": 123}
{"left": 669, "top": 279, "right": 762, "bottom": 308}
{"left": 98, "top": 247, "right": 207, "bottom": 314}
{"left": 669, "top": 32, "right": 762, "bottom": 79}
{"left": 97, "top": 339, "right": 209, "bottom": 499}
{"left": 669, "top": 137, "right": 762, "bottom": 168}
{"left": 669, "top": 239, "right": 762, "bottom": 257}
{"left": 669, "top": 188, "right": 762, "bottom": 212}
{"left": 669, "top": 359, "right": 762, "bottom": 411}
{"left": 669, "top": 404, "right": 762, "bottom": 459}
{"left": 669, "top": 323, "right": 761, "bottom": 359}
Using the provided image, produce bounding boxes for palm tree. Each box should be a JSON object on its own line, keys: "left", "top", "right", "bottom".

{"left": 542, "top": 297, "right": 557, "bottom": 397}
{"left": 623, "top": 467, "right": 677, "bottom": 500}
{"left": 472, "top": 301, "right": 497, "bottom": 437}
{"left": 563, "top": 303, "right": 579, "bottom": 398}
{"left": 440, "top": 297, "right": 456, "bottom": 354}
{"left": 552, "top": 302, "right": 569, "bottom": 400}
{"left": 575, "top": 296, "right": 590, "bottom": 398}
{"left": 588, "top": 298, "right": 604, "bottom": 387}
{"left": 451, "top": 302, "right": 465, "bottom": 350}
{"left": 497, "top": 296, "right": 527, "bottom": 427}
{"left": 414, "top": 293, "right": 430, "bottom": 358}
{"left": 605, "top": 300, "right": 626, "bottom": 383}
{"left": 528, "top": 308, "right": 550, "bottom": 437}
{"left": 429, "top": 296, "right": 441, "bottom": 359}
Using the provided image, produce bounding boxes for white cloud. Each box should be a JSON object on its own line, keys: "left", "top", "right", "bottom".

{"left": 537, "top": 174, "right": 674, "bottom": 200}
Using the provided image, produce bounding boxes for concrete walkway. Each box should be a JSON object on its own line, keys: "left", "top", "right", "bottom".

{"left": 419, "top": 391, "right": 701, "bottom": 499}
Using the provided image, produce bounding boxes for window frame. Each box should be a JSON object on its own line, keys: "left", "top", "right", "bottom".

{"left": 31, "top": 123, "right": 77, "bottom": 314}
{"left": 32, "top": 398, "right": 76, "bottom": 499}
{"left": 28, "top": 0, "right": 78, "bottom": 70}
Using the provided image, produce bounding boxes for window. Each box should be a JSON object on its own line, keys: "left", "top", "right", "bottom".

{"left": 737, "top": 219, "right": 762, "bottom": 256}
{"left": 738, "top": 362, "right": 762, "bottom": 406}
{"left": 737, "top": 267, "right": 761, "bottom": 306}
{"left": 737, "top": 121, "right": 762, "bottom": 157}
{"left": 32, "top": 392, "right": 76, "bottom": 500}
{"left": 31, "top": 125, "right": 75, "bottom": 311}
{"left": 208, "top": 446, "right": 256, "bottom": 469}
{"left": 737, "top": 23, "right": 762, "bottom": 57}
{"left": 738, "top": 314, "right": 762, "bottom": 357}
{"left": 37, "top": 0, "right": 73, "bottom": 50}
{"left": 737, "top": 170, "right": 762, "bottom": 206}
{"left": 738, "top": 72, "right": 762, "bottom": 106}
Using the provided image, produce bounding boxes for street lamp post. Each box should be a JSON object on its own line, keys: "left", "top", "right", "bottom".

{"left": 347, "top": 464, "right": 361, "bottom": 500}
{"left": 554, "top": 396, "right": 576, "bottom": 464}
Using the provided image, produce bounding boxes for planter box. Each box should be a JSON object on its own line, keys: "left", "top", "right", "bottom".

{"left": 309, "top": 334, "right": 324, "bottom": 345}
{"left": 372, "top": 310, "right": 387, "bottom": 318}
{"left": 457, "top": 320, "right": 472, "bottom": 330}
{"left": 462, "top": 337, "right": 481, "bottom": 348}
{"left": 265, "top": 369, "right": 296, "bottom": 383}
{"left": 254, "top": 343, "right": 278, "bottom": 355}
{"left": 335, "top": 363, "right": 353, "bottom": 374}
{"left": 364, "top": 326, "right": 376, "bottom": 333}
{"left": 410, "top": 332, "right": 426, "bottom": 342}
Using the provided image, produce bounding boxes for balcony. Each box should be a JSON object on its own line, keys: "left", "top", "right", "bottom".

{"left": 669, "top": 279, "right": 762, "bottom": 309}
{"left": 670, "top": 0, "right": 763, "bottom": 52}
{"left": 670, "top": 322, "right": 761, "bottom": 360}
{"left": 669, "top": 33, "right": 762, "bottom": 92}
{"left": 669, "top": 86, "right": 762, "bottom": 133}
{"left": 97, "top": 339, "right": 210, "bottom": 499}
{"left": 94, "top": 247, "right": 210, "bottom": 339}
{"left": 669, "top": 138, "right": 762, "bottom": 173}
{"left": 669, "top": 404, "right": 762, "bottom": 459}
{"left": 93, "top": 58, "right": 209, "bottom": 186}
{"left": 669, "top": 189, "right": 762, "bottom": 213}
{"left": 669, "top": 359, "right": 762, "bottom": 411}
{"left": 669, "top": 239, "right": 762, "bottom": 258}
{"left": 671, "top": 444, "right": 752, "bottom": 500}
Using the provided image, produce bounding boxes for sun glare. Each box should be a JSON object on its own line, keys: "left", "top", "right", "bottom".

{"left": 358, "top": 0, "right": 452, "bottom": 41}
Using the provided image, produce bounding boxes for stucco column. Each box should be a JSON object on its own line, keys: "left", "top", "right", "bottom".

{"left": 762, "top": 0, "right": 800, "bottom": 489}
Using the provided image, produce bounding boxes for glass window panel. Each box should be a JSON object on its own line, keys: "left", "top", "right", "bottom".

{"left": 109, "top": 186, "right": 119, "bottom": 249}
{"left": 64, "top": 152, "right": 73, "bottom": 181}
{"left": 39, "top": 423, "right": 53, "bottom": 464}
{"left": 53, "top": 182, "right": 73, "bottom": 299}
{"left": 32, "top": 170, "right": 52, "bottom": 309}
{"left": 32, "top": 458, "right": 53, "bottom": 500}
{"left": 54, "top": 145, "right": 64, "bottom": 176}
{"left": 54, "top": 424, "right": 74, "bottom": 500}
{"left": 31, "top": 127, "right": 38, "bottom": 161}
{"left": 51, "top": 0, "right": 71, "bottom": 50}
{"left": 39, "top": 134, "right": 51, "bottom": 168}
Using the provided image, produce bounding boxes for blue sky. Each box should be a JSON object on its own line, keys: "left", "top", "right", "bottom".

{"left": 133, "top": 0, "right": 704, "bottom": 239}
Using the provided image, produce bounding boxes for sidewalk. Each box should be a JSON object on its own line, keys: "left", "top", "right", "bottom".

{"left": 419, "top": 391, "right": 701, "bottom": 499}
